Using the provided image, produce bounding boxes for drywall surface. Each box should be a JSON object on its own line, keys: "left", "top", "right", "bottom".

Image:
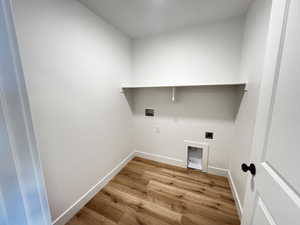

{"left": 131, "top": 16, "right": 245, "bottom": 86}
{"left": 12, "top": 0, "right": 133, "bottom": 221}
{"left": 78, "top": 0, "right": 251, "bottom": 38}
{"left": 130, "top": 17, "right": 246, "bottom": 170}
{"left": 229, "top": 0, "right": 271, "bottom": 207}
{"left": 131, "top": 86, "right": 242, "bottom": 170}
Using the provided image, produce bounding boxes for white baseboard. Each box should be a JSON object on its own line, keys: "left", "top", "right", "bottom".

{"left": 134, "top": 151, "right": 186, "bottom": 168}
{"left": 52, "top": 151, "right": 135, "bottom": 225}
{"left": 52, "top": 150, "right": 242, "bottom": 225}
{"left": 227, "top": 170, "right": 243, "bottom": 219}
{"left": 208, "top": 166, "right": 228, "bottom": 177}
{"left": 135, "top": 151, "right": 228, "bottom": 177}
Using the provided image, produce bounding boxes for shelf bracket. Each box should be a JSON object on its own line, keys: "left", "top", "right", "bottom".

{"left": 171, "top": 87, "right": 176, "bottom": 102}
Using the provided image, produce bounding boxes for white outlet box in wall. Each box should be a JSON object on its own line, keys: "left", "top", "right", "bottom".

{"left": 184, "top": 140, "right": 209, "bottom": 172}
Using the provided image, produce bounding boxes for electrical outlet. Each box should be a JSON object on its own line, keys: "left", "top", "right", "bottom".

{"left": 205, "top": 132, "right": 214, "bottom": 139}
{"left": 145, "top": 109, "right": 154, "bottom": 117}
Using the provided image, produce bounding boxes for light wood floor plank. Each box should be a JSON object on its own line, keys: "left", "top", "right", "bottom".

{"left": 148, "top": 180, "right": 236, "bottom": 213}
{"left": 102, "top": 184, "right": 182, "bottom": 225}
{"left": 70, "top": 207, "right": 117, "bottom": 225}
{"left": 133, "top": 157, "right": 229, "bottom": 184}
{"left": 127, "top": 160, "right": 230, "bottom": 190}
{"left": 118, "top": 210, "right": 172, "bottom": 225}
{"left": 66, "top": 157, "right": 240, "bottom": 225}
{"left": 143, "top": 170, "right": 234, "bottom": 203}
{"left": 85, "top": 194, "right": 124, "bottom": 223}
{"left": 147, "top": 182, "right": 240, "bottom": 224}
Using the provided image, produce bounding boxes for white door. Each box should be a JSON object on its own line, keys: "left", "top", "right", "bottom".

{"left": 242, "top": 0, "right": 300, "bottom": 224}
{"left": 0, "top": 0, "right": 51, "bottom": 224}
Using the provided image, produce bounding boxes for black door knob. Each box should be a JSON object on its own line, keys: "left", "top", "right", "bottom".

{"left": 241, "top": 163, "right": 256, "bottom": 176}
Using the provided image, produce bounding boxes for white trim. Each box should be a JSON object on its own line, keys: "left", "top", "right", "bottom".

{"left": 134, "top": 151, "right": 186, "bottom": 168}
{"left": 0, "top": 1, "right": 52, "bottom": 224}
{"left": 52, "top": 152, "right": 135, "bottom": 225}
{"left": 52, "top": 150, "right": 242, "bottom": 225}
{"left": 207, "top": 166, "right": 228, "bottom": 177}
{"left": 262, "top": 162, "right": 300, "bottom": 208}
{"left": 135, "top": 150, "right": 228, "bottom": 177}
{"left": 121, "top": 81, "right": 247, "bottom": 89}
{"left": 227, "top": 170, "right": 243, "bottom": 219}
{"left": 257, "top": 198, "right": 277, "bottom": 225}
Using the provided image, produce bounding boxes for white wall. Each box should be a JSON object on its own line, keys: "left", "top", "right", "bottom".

{"left": 131, "top": 16, "right": 245, "bottom": 86}
{"left": 132, "top": 86, "right": 242, "bottom": 170}
{"left": 130, "top": 17, "right": 245, "bottom": 170}
{"left": 11, "top": 0, "right": 272, "bottom": 220}
{"left": 12, "top": 0, "right": 133, "bottom": 221}
{"left": 229, "top": 0, "right": 272, "bottom": 208}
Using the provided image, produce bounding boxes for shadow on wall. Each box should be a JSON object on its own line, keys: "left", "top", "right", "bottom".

{"left": 124, "top": 86, "right": 244, "bottom": 121}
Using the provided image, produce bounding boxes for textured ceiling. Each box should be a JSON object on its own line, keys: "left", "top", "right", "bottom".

{"left": 79, "top": 0, "right": 252, "bottom": 38}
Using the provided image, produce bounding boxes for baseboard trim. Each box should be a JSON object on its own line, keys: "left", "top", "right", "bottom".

{"left": 52, "top": 151, "right": 135, "bottom": 225}
{"left": 227, "top": 170, "right": 243, "bottom": 219}
{"left": 52, "top": 150, "right": 242, "bottom": 225}
{"left": 135, "top": 151, "right": 229, "bottom": 177}
{"left": 208, "top": 166, "right": 228, "bottom": 177}
{"left": 134, "top": 151, "right": 186, "bottom": 168}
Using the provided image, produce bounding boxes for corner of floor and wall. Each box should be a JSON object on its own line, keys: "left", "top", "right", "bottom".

{"left": 11, "top": 0, "right": 271, "bottom": 224}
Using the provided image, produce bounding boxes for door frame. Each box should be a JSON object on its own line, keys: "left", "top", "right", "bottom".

{"left": 241, "top": 0, "right": 291, "bottom": 224}
{"left": 0, "top": 0, "right": 51, "bottom": 224}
